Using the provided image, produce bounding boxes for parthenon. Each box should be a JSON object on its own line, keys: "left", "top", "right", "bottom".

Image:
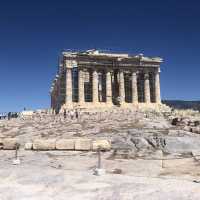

{"left": 50, "top": 50, "right": 162, "bottom": 113}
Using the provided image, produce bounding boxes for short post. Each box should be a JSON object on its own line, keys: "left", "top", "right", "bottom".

{"left": 93, "top": 147, "right": 106, "bottom": 176}
{"left": 98, "top": 147, "right": 101, "bottom": 169}
{"left": 161, "top": 150, "right": 164, "bottom": 169}
{"left": 13, "top": 143, "right": 21, "bottom": 165}
{"left": 15, "top": 144, "right": 18, "bottom": 159}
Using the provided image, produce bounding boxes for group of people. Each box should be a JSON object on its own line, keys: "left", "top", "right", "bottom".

{"left": 63, "top": 109, "right": 79, "bottom": 120}
{"left": 0, "top": 112, "right": 19, "bottom": 120}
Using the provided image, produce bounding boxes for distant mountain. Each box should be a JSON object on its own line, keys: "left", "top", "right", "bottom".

{"left": 162, "top": 100, "right": 200, "bottom": 111}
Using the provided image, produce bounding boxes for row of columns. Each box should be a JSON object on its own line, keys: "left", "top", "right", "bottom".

{"left": 64, "top": 67, "right": 161, "bottom": 105}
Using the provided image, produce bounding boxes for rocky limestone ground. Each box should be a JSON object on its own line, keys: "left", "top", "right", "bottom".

{"left": 1, "top": 150, "right": 200, "bottom": 200}
{"left": 1, "top": 106, "right": 200, "bottom": 199}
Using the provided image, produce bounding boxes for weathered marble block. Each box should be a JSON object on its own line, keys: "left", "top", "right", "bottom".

{"left": 0, "top": 138, "right": 3, "bottom": 149}
{"left": 56, "top": 139, "right": 75, "bottom": 150}
{"left": 3, "top": 138, "right": 18, "bottom": 150}
{"left": 192, "top": 126, "right": 200, "bottom": 134}
{"left": 24, "top": 142, "right": 33, "bottom": 150}
{"left": 33, "top": 139, "right": 56, "bottom": 150}
{"left": 92, "top": 140, "right": 111, "bottom": 151}
{"left": 75, "top": 139, "right": 92, "bottom": 151}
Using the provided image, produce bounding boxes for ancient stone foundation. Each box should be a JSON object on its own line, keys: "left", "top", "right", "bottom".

{"left": 0, "top": 138, "right": 111, "bottom": 151}
{"left": 50, "top": 50, "right": 163, "bottom": 113}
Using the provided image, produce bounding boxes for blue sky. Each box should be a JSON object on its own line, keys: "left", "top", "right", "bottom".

{"left": 0, "top": 0, "right": 200, "bottom": 112}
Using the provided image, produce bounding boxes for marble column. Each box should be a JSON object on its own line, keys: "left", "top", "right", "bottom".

{"left": 132, "top": 71, "right": 138, "bottom": 103}
{"left": 144, "top": 72, "right": 151, "bottom": 103}
{"left": 52, "top": 91, "right": 56, "bottom": 112}
{"left": 155, "top": 70, "right": 161, "bottom": 103}
{"left": 51, "top": 93, "right": 53, "bottom": 110}
{"left": 78, "top": 68, "right": 85, "bottom": 104}
{"left": 106, "top": 70, "right": 112, "bottom": 103}
{"left": 55, "top": 81, "right": 58, "bottom": 110}
{"left": 65, "top": 68, "right": 72, "bottom": 104}
{"left": 119, "top": 70, "right": 125, "bottom": 104}
{"left": 50, "top": 91, "right": 53, "bottom": 109}
{"left": 57, "top": 76, "right": 61, "bottom": 109}
{"left": 92, "top": 68, "right": 99, "bottom": 103}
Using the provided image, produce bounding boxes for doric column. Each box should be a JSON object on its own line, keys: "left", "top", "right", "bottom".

{"left": 144, "top": 72, "right": 151, "bottom": 103}
{"left": 119, "top": 70, "right": 125, "bottom": 104}
{"left": 50, "top": 90, "right": 54, "bottom": 113}
{"left": 78, "top": 68, "right": 85, "bottom": 104}
{"left": 155, "top": 70, "right": 161, "bottom": 103}
{"left": 50, "top": 91, "right": 53, "bottom": 109}
{"left": 52, "top": 91, "right": 56, "bottom": 112}
{"left": 55, "top": 81, "right": 58, "bottom": 109}
{"left": 65, "top": 68, "right": 72, "bottom": 104}
{"left": 106, "top": 70, "right": 112, "bottom": 103}
{"left": 92, "top": 68, "right": 98, "bottom": 103}
{"left": 57, "top": 75, "right": 61, "bottom": 109}
{"left": 132, "top": 71, "right": 138, "bottom": 103}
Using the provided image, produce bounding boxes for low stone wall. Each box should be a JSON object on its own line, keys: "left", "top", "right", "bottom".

{"left": 0, "top": 138, "right": 111, "bottom": 151}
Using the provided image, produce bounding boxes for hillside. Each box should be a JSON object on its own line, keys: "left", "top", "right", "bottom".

{"left": 163, "top": 100, "right": 200, "bottom": 111}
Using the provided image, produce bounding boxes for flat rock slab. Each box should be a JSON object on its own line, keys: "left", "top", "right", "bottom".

{"left": 164, "top": 136, "right": 200, "bottom": 153}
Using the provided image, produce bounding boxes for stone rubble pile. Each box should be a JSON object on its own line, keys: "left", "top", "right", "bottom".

{"left": 171, "top": 117, "right": 200, "bottom": 134}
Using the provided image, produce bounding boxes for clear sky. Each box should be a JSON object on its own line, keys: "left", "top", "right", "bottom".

{"left": 0, "top": 0, "right": 200, "bottom": 112}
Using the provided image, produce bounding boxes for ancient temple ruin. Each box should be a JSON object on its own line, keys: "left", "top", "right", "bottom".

{"left": 50, "top": 50, "right": 162, "bottom": 113}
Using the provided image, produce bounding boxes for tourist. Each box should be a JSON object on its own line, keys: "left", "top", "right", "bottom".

{"left": 8, "top": 112, "right": 11, "bottom": 120}
{"left": 64, "top": 109, "right": 67, "bottom": 119}
{"left": 75, "top": 109, "right": 79, "bottom": 119}
{"left": 70, "top": 110, "right": 74, "bottom": 120}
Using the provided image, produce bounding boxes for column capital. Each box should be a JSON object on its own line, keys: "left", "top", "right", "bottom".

{"left": 131, "top": 70, "right": 138, "bottom": 75}
{"left": 154, "top": 68, "right": 161, "bottom": 74}
{"left": 106, "top": 68, "right": 113, "bottom": 72}
{"left": 65, "top": 60, "right": 77, "bottom": 69}
{"left": 144, "top": 72, "right": 149, "bottom": 79}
